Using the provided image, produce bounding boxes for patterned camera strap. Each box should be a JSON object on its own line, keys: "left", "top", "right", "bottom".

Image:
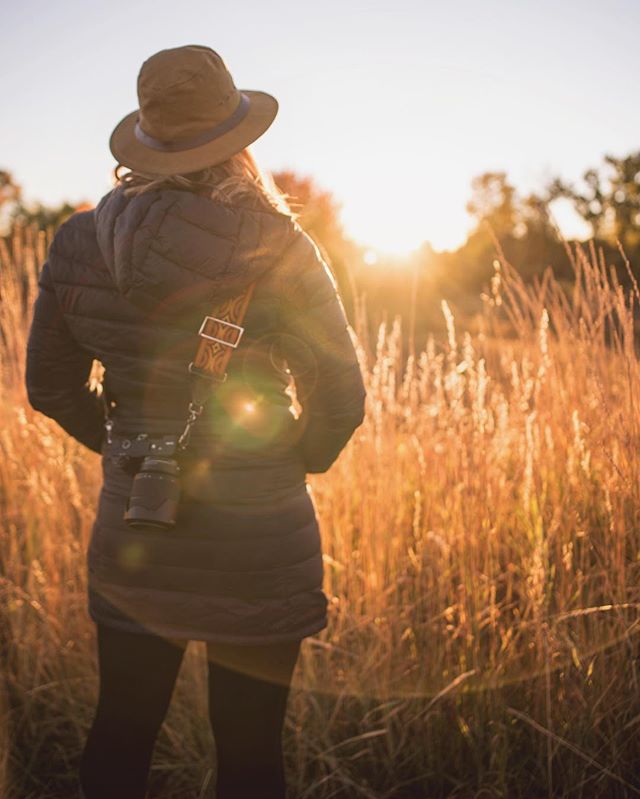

{"left": 190, "top": 280, "right": 257, "bottom": 381}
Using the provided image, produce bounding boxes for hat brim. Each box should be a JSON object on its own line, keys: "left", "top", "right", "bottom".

{"left": 109, "top": 90, "right": 278, "bottom": 175}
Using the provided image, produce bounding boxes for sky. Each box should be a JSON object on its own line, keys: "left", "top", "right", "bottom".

{"left": 2, "top": 0, "right": 640, "bottom": 253}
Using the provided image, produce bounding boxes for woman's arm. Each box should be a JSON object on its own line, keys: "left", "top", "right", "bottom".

{"left": 25, "top": 261, "right": 105, "bottom": 454}
{"left": 279, "top": 232, "right": 367, "bottom": 473}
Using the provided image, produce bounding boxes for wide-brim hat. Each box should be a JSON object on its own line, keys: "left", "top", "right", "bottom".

{"left": 109, "top": 44, "right": 278, "bottom": 175}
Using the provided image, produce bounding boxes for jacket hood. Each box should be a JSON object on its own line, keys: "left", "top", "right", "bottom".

{"left": 93, "top": 185, "right": 296, "bottom": 316}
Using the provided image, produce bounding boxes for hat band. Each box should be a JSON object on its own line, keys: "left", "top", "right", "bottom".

{"left": 134, "top": 93, "right": 250, "bottom": 152}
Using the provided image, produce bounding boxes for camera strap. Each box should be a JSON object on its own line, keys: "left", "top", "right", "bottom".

{"left": 177, "top": 280, "right": 257, "bottom": 450}
{"left": 102, "top": 280, "right": 257, "bottom": 455}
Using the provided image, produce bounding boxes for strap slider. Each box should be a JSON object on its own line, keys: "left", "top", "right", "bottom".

{"left": 198, "top": 316, "right": 244, "bottom": 348}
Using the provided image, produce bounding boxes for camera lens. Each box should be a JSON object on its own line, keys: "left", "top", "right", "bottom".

{"left": 124, "top": 456, "right": 181, "bottom": 531}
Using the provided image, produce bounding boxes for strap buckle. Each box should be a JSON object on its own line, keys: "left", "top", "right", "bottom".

{"left": 198, "top": 316, "right": 244, "bottom": 348}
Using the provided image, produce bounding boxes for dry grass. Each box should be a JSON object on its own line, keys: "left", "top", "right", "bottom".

{"left": 2, "top": 224, "right": 640, "bottom": 798}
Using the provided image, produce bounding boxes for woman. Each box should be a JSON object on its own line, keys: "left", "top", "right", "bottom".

{"left": 25, "top": 45, "right": 366, "bottom": 799}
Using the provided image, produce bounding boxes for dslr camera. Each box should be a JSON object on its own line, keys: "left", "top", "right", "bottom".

{"left": 113, "top": 435, "right": 182, "bottom": 531}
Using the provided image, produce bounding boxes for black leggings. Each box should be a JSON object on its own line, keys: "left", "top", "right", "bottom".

{"left": 79, "top": 623, "right": 301, "bottom": 799}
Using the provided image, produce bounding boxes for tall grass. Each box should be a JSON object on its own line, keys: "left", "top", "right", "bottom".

{"left": 2, "top": 223, "right": 640, "bottom": 798}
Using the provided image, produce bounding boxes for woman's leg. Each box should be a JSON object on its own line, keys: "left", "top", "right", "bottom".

{"left": 206, "top": 638, "right": 302, "bottom": 799}
{"left": 79, "top": 623, "right": 187, "bottom": 799}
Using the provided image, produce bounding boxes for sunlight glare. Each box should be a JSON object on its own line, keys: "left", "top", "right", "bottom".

{"left": 340, "top": 164, "right": 475, "bottom": 254}
{"left": 363, "top": 249, "right": 378, "bottom": 266}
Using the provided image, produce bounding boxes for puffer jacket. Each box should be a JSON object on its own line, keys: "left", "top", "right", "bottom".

{"left": 25, "top": 184, "right": 366, "bottom": 643}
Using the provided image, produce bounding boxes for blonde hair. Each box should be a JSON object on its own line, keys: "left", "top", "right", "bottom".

{"left": 113, "top": 147, "right": 294, "bottom": 218}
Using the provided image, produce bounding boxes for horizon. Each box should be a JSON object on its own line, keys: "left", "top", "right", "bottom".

{"left": 2, "top": 0, "right": 640, "bottom": 254}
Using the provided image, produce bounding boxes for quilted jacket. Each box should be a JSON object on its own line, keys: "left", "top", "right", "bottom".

{"left": 25, "top": 184, "right": 366, "bottom": 642}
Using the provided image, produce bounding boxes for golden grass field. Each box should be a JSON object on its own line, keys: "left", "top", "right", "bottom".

{"left": 2, "top": 224, "right": 640, "bottom": 798}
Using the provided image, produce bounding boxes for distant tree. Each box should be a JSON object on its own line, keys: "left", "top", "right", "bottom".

{"left": 0, "top": 168, "right": 92, "bottom": 235}
{"left": 272, "top": 170, "right": 356, "bottom": 314}
{"left": 0, "top": 170, "right": 21, "bottom": 209}
{"left": 273, "top": 171, "right": 344, "bottom": 248}
{"left": 441, "top": 171, "right": 566, "bottom": 297}
{"left": 0, "top": 170, "right": 22, "bottom": 234}
{"left": 453, "top": 172, "right": 521, "bottom": 293}
{"left": 549, "top": 151, "right": 640, "bottom": 254}
{"left": 466, "top": 172, "right": 521, "bottom": 237}
{"left": 12, "top": 200, "right": 81, "bottom": 231}
{"left": 466, "top": 171, "right": 560, "bottom": 245}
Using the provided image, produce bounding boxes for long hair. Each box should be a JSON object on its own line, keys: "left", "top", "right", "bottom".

{"left": 113, "top": 147, "right": 294, "bottom": 218}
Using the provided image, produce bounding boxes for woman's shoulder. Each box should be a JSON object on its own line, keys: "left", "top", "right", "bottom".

{"left": 51, "top": 206, "right": 97, "bottom": 246}
{"left": 47, "top": 207, "right": 101, "bottom": 278}
{"left": 45, "top": 186, "right": 329, "bottom": 303}
{"left": 268, "top": 226, "right": 342, "bottom": 315}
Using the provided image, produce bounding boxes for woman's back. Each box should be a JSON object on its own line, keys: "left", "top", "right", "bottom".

{"left": 26, "top": 180, "right": 366, "bottom": 642}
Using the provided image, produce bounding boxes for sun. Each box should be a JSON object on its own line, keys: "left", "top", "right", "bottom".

{"left": 340, "top": 187, "right": 469, "bottom": 256}
{"left": 356, "top": 226, "right": 425, "bottom": 259}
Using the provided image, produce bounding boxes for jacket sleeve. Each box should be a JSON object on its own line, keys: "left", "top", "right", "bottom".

{"left": 279, "top": 232, "right": 367, "bottom": 473}
{"left": 25, "top": 261, "right": 105, "bottom": 454}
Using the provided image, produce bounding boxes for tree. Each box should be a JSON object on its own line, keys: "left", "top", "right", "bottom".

{"left": 549, "top": 151, "right": 640, "bottom": 254}
{"left": 0, "top": 170, "right": 22, "bottom": 234}
{"left": 442, "top": 171, "right": 566, "bottom": 297}
{"left": 272, "top": 170, "right": 356, "bottom": 314}
{"left": 466, "top": 172, "right": 521, "bottom": 237}
{"left": 0, "top": 170, "right": 21, "bottom": 209}
{"left": 0, "top": 167, "right": 92, "bottom": 235}
{"left": 12, "top": 200, "right": 82, "bottom": 231}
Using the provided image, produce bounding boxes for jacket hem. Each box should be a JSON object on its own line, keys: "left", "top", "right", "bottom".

{"left": 87, "top": 604, "right": 328, "bottom": 644}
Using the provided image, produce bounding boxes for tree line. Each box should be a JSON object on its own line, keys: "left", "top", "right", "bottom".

{"left": 3, "top": 149, "right": 639, "bottom": 339}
